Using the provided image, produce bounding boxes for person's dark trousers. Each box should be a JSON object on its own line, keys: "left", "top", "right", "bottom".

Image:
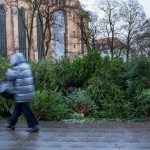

{"left": 8, "top": 102, "right": 38, "bottom": 128}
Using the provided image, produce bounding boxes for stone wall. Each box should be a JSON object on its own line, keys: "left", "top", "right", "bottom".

{"left": 0, "top": 0, "right": 84, "bottom": 60}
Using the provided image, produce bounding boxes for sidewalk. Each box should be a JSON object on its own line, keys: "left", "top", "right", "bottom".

{"left": 0, "top": 120, "right": 150, "bottom": 150}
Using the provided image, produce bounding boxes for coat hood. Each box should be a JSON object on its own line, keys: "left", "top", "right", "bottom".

{"left": 10, "top": 52, "right": 26, "bottom": 67}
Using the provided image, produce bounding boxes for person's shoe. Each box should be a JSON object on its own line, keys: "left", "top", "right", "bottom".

{"left": 27, "top": 125, "right": 39, "bottom": 133}
{"left": 5, "top": 123, "right": 15, "bottom": 131}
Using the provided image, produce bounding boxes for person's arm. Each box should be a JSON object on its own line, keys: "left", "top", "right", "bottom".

{"left": 5, "top": 68, "right": 18, "bottom": 81}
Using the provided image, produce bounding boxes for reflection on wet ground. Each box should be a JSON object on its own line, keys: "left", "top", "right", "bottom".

{"left": 0, "top": 120, "right": 150, "bottom": 150}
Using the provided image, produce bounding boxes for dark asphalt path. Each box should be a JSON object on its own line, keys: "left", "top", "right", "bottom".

{"left": 0, "top": 120, "right": 150, "bottom": 150}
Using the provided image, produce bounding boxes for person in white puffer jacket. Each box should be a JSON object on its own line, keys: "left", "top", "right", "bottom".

{"left": 5, "top": 52, "right": 39, "bottom": 132}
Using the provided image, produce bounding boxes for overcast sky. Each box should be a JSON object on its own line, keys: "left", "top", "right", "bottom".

{"left": 80, "top": 0, "right": 150, "bottom": 18}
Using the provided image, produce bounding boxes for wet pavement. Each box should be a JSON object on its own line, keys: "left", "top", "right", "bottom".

{"left": 0, "top": 120, "right": 150, "bottom": 150}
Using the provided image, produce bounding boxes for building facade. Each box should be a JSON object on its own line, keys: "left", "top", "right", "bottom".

{"left": 0, "top": 0, "right": 84, "bottom": 60}
{"left": 96, "top": 38, "right": 127, "bottom": 60}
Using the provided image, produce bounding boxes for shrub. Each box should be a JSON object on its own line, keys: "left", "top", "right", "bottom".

{"left": 32, "top": 90, "right": 71, "bottom": 120}
{"left": 53, "top": 52, "right": 103, "bottom": 93}
{"left": 65, "top": 89, "right": 97, "bottom": 117}
{"left": 87, "top": 76, "right": 129, "bottom": 119}
{"left": 0, "top": 97, "right": 12, "bottom": 118}
{"left": 130, "top": 89, "right": 150, "bottom": 118}
{"left": 31, "top": 52, "right": 104, "bottom": 94}
{"left": 31, "top": 53, "right": 129, "bottom": 120}
{"left": 0, "top": 57, "right": 11, "bottom": 117}
{"left": 94, "top": 57, "right": 127, "bottom": 89}
{"left": 126, "top": 56, "right": 150, "bottom": 97}
{"left": 0, "top": 57, "right": 9, "bottom": 81}
{"left": 31, "top": 60, "right": 58, "bottom": 91}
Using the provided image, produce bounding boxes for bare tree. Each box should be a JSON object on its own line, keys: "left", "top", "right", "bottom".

{"left": 70, "top": 4, "right": 102, "bottom": 54}
{"left": 37, "top": 0, "right": 66, "bottom": 58}
{"left": 16, "top": 0, "right": 67, "bottom": 60}
{"left": 136, "top": 19, "right": 150, "bottom": 58}
{"left": 72, "top": 6, "right": 92, "bottom": 53}
{"left": 88, "top": 13, "right": 101, "bottom": 51}
{"left": 98, "top": 0, "right": 121, "bottom": 59}
{"left": 119, "top": 0, "right": 146, "bottom": 60}
{"left": 17, "top": 0, "right": 42, "bottom": 60}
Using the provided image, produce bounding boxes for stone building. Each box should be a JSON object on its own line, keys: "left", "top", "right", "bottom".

{"left": 0, "top": 0, "right": 84, "bottom": 60}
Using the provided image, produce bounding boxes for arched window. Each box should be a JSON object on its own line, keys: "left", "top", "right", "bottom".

{"left": 0, "top": 6, "right": 7, "bottom": 57}
{"left": 18, "top": 10, "right": 26, "bottom": 57}
{"left": 37, "top": 14, "right": 44, "bottom": 59}
{"left": 53, "top": 10, "right": 65, "bottom": 60}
